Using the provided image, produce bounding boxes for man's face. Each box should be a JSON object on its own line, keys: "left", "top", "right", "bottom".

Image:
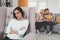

{"left": 45, "top": 10, "right": 49, "bottom": 14}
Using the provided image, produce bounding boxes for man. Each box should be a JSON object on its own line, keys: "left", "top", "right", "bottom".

{"left": 43, "top": 8, "right": 54, "bottom": 35}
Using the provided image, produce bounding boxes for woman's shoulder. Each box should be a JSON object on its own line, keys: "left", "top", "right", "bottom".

{"left": 22, "top": 19, "right": 29, "bottom": 23}
{"left": 10, "top": 19, "right": 29, "bottom": 23}
{"left": 23, "top": 19, "right": 29, "bottom": 22}
{"left": 9, "top": 18, "right": 16, "bottom": 22}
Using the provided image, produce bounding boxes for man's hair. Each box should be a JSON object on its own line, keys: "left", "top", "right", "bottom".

{"left": 44, "top": 8, "right": 49, "bottom": 12}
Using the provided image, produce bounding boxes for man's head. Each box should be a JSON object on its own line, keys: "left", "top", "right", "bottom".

{"left": 44, "top": 8, "right": 49, "bottom": 14}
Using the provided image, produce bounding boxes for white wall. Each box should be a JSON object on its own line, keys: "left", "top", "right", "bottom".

{"left": 36, "top": 0, "right": 60, "bottom": 13}
{"left": 12, "top": 0, "right": 18, "bottom": 7}
{"left": 47, "top": 0, "right": 59, "bottom": 13}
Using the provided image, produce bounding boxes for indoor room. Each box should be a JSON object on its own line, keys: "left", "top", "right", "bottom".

{"left": 0, "top": 0, "right": 60, "bottom": 40}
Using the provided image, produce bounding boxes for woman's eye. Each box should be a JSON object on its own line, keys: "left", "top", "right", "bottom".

{"left": 17, "top": 12, "right": 19, "bottom": 14}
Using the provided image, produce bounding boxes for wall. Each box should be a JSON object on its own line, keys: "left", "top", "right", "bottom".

{"left": 38, "top": 0, "right": 60, "bottom": 13}
{"left": 47, "top": 0, "right": 59, "bottom": 13}
{"left": 12, "top": 0, "right": 18, "bottom": 7}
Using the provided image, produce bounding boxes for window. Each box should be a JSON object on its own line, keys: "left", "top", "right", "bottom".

{"left": 28, "top": 0, "right": 37, "bottom": 2}
{"left": 28, "top": 0, "right": 46, "bottom": 13}
{"left": 37, "top": 2, "right": 46, "bottom": 13}
{"left": 0, "top": 0, "right": 1, "bottom": 6}
{"left": 0, "top": 0, "right": 12, "bottom": 7}
{"left": 28, "top": 2, "right": 37, "bottom": 7}
{"left": 5, "top": 0, "right": 12, "bottom": 7}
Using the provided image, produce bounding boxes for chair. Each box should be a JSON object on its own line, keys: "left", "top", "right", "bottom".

{"left": 3, "top": 7, "right": 30, "bottom": 40}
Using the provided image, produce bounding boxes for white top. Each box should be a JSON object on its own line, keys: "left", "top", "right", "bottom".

{"left": 39, "top": 14, "right": 44, "bottom": 20}
{"left": 37, "top": 13, "right": 44, "bottom": 22}
{"left": 6, "top": 18, "right": 29, "bottom": 39}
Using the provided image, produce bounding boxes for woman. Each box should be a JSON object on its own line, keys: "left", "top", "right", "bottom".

{"left": 3, "top": 7, "right": 29, "bottom": 40}
{"left": 35, "top": 9, "right": 45, "bottom": 33}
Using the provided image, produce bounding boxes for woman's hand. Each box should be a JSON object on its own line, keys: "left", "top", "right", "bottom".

{"left": 20, "top": 27, "right": 26, "bottom": 30}
{"left": 9, "top": 30, "right": 18, "bottom": 34}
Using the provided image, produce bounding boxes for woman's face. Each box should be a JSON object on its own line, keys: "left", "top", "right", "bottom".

{"left": 14, "top": 10, "right": 22, "bottom": 19}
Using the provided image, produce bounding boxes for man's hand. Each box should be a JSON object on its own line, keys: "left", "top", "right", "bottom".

{"left": 45, "top": 19, "right": 51, "bottom": 22}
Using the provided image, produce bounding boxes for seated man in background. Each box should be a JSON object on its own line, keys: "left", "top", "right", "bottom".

{"left": 43, "top": 8, "right": 54, "bottom": 35}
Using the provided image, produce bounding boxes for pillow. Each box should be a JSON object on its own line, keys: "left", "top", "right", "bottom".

{"left": 44, "top": 15, "right": 53, "bottom": 20}
{"left": 56, "top": 16, "right": 60, "bottom": 23}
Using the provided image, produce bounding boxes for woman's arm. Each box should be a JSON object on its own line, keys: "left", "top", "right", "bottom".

{"left": 6, "top": 20, "right": 12, "bottom": 34}
{"left": 18, "top": 21, "right": 29, "bottom": 35}
{"left": 36, "top": 14, "right": 41, "bottom": 22}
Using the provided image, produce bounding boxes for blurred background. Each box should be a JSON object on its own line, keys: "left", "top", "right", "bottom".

{"left": 0, "top": 0, "right": 60, "bottom": 40}
{"left": 0, "top": 0, "right": 60, "bottom": 13}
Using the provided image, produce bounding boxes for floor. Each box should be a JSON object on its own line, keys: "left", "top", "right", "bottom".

{"left": 35, "top": 33, "right": 60, "bottom": 40}
{"left": 22, "top": 32, "right": 60, "bottom": 40}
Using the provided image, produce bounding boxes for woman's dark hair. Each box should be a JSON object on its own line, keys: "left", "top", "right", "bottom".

{"left": 13, "top": 7, "right": 24, "bottom": 19}
{"left": 44, "top": 8, "right": 49, "bottom": 12}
